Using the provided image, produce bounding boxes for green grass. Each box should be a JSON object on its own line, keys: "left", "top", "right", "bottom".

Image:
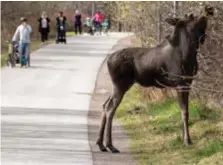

{"left": 116, "top": 85, "right": 223, "bottom": 165}
{"left": 1, "top": 51, "right": 8, "bottom": 67}
{"left": 66, "top": 31, "right": 76, "bottom": 37}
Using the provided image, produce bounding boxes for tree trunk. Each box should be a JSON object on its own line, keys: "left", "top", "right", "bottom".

{"left": 157, "top": 2, "right": 162, "bottom": 43}
{"left": 173, "top": 1, "right": 179, "bottom": 17}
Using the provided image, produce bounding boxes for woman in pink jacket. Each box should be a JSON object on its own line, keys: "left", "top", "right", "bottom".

{"left": 93, "top": 11, "right": 104, "bottom": 35}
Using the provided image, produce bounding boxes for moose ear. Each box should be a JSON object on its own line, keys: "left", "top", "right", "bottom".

{"left": 165, "top": 18, "right": 180, "bottom": 26}
{"left": 189, "top": 13, "right": 194, "bottom": 20}
{"left": 205, "top": 5, "right": 214, "bottom": 16}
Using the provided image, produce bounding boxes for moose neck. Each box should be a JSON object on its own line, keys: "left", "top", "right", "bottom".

{"left": 180, "top": 29, "right": 191, "bottom": 60}
{"left": 191, "top": 16, "right": 208, "bottom": 55}
{"left": 171, "top": 26, "right": 191, "bottom": 60}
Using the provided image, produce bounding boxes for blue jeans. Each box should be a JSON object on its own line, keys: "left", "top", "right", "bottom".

{"left": 19, "top": 42, "right": 30, "bottom": 66}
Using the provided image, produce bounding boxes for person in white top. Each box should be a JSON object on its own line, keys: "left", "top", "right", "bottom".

{"left": 12, "top": 17, "right": 32, "bottom": 67}
{"left": 38, "top": 11, "right": 50, "bottom": 44}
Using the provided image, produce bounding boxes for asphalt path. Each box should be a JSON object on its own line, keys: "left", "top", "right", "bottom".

{"left": 1, "top": 34, "right": 127, "bottom": 165}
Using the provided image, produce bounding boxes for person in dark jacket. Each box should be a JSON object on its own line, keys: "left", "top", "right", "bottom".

{"left": 74, "top": 10, "right": 82, "bottom": 35}
{"left": 107, "top": 15, "right": 111, "bottom": 31}
{"left": 38, "top": 11, "right": 50, "bottom": 44}
{"left": 56, "top": 11, "right": 67, "bottom": 44}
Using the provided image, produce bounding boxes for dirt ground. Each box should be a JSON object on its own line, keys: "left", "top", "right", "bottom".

{"left": 88, "top": 36, "right": 138, "bottom": 165}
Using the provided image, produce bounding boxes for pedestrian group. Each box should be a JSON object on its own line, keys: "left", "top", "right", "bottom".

{"left": 11, "top": 10, "right": 110, "bottom": 67}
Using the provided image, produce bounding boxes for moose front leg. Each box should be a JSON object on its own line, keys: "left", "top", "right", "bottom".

{"left": 177, "top": 90, "right": 192, "bottom": 145}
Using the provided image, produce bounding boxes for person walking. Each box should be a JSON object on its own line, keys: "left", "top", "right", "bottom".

{"left": 74, "top": 10, "right": 82, "bottom": 35}
{"left": 93, "top": 11, "right": 104, "bottom": 35}
{"left": 38, "top": 11, "right": 50, "bottom": 44}
{"left": 12, "top": 17, "right": 32, "bottom": 68}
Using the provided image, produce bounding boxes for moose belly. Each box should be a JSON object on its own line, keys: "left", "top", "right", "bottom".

{"left": 136, "top": 74, "right": 179, "bottom": 88}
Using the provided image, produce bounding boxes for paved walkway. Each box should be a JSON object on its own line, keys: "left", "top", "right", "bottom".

{"left": 1, "top": 34, "right": 128, "bottom": 165}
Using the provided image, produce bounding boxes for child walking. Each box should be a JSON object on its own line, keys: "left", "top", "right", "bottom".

{"left": 85, "top": 17, "right": 93, "bottom": 35}
{"left": 102, "top": 19, "right": 109, "bottom": 35}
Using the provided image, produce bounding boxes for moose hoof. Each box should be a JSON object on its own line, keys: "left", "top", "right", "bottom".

{"left": 96, "top": 142, "right": 108, "bottom": 152}
{"left": 106, "top": 145, "right": 120, "bottom": 153}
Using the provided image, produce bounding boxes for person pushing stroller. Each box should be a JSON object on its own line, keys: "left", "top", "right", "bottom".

{"left": 12, "top": 17, "right": 32, "bottom": 68}
{"left": 93, "top": 11, "right": 104, "bottom": 35}
{"left": 56, "top": 11, "right": 67, "bottom": 44}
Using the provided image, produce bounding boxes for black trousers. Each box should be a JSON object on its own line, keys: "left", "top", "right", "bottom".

{"left": 74, "top": 23, "right": 82, "bottom": 34}
{"left": 40, "top": 28, "right": 48, "bottom": 42}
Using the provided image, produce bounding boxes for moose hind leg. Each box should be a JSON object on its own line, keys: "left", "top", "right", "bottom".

{"left": 96, "top": 110, "right": 108, "bottom": 152}
{"left": 105, "top": 86, "right": 125, "bottom": 153}
{"left": 177, "top": 91, "right": 192, "bottom": 145}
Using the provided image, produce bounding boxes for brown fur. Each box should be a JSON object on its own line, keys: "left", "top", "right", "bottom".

{"left": 96, "top": 6, "right": 214, "bottom": 153}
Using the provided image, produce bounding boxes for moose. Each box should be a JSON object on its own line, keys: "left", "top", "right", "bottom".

{"left": 96, "top": 6, "right": 214, "bottom": 153}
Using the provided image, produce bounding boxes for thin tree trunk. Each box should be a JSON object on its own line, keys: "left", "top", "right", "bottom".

{"left": 178, "top": 1, "right": 182, "bottom": 17}
{"left": 91, "top": 2, "right": 95, "bottom": 17}
{"left": 157, "top": 1, "right": 162, "bottom": 43}
{"left": 173, "top": 1, "right": 179, "bottom": 18}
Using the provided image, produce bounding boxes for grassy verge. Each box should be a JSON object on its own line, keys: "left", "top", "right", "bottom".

{"left": 116, "top": 85, "right": 223, "bottom": 165}
{"left": 66, "top": 31, "right": 75, "bottom": 37}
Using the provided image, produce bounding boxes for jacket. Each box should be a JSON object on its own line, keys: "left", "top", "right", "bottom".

{"left": 38, "top": 17, "right": 50, "bottom": 33}
{"left": 12, "top": 24, "right": 32, "bottom": 43}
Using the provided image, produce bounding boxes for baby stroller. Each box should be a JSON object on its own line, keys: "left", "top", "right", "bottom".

{"left": 93, "top": 20, "right": 102, "bottom": 36}
{"left": 56, "top": 16, "right": 67, "bottom": 44}
{"left": 7, "top": 41, "right": 31, "bottom": 68}
{"left": 7, "top": 41, "right": 20, "bottom": 67}
{"left": 56, "top": 26, "right": 66, "bottom": 44}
